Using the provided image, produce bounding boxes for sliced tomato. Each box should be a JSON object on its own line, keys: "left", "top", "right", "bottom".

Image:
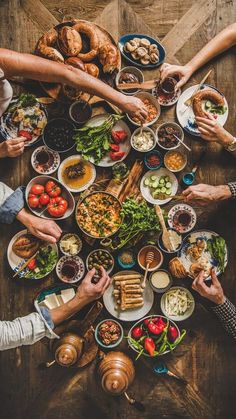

{"left": 27, "top": 258, "right": 37, "bottom": 270}
{"left": 18, "top": 130, "right": 32, "bottom": 141}
{"left": 109, "top": 151, "right": 125, "bottom": 161}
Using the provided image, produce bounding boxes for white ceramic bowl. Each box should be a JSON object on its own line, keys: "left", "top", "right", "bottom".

{"left": 25, "top": 175, "right": 75, "bottom": 220}
{"left": 161, "top": 286, "right": 195, "bottom": 321}
{"left": 164, "top": 149, "right": 187, "bottom": 173}
{"left": 156, "top": 122, "right": 184, "bottom": 151}
{"left": 115, "top": 66, "right": 144, "bottom": 95}
{"left": 131, "top": 126, "right": 156, "bottom": 153}
{"left": 126, "top": 92, "right": 161, "bottom": 127}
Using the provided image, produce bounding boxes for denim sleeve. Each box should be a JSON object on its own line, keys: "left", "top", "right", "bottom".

{"left": 0, "top": 182, "right": 25, "bottom": 224}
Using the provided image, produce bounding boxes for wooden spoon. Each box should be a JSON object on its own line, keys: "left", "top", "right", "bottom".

{"left": 117, "top": 79, "right": 157, "bottom": 91}
{"left": 155, "top": 205, "right": 175, "bottom": 252}
{"left": 142, "top": 251, "right": 154, "bottom": 288}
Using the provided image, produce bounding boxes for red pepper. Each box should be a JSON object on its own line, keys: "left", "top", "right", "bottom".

{"left": 27, "top": 258, "right": 37, "bottom": 270}
{"left": 168, "top": 326, "right": 179, "bottom": 342}
{"left": 148, "top": 322, "right": 163, "bottom": 335}
{"left": 18, "top": 130, "right": 32, "bottom": 141}
{"left": 144, "top": 337, "right": 155, "bottom": 357}
{"left": 109, "top": 151, "right": 125, "bottom": 161}
{"left": 155, "top": 317, "right": 166, "bottom": 329}
{"left": 110, "top": 143, "right": 120, "bottom": 152}
{"left": 111, "top": 130, "right": 128, "bottom": 143}
{"left": 131, "top": 326, "right": 143, "bottom": 340}
{"left": 143, "top": 318, "right": 151, "bottom": 327}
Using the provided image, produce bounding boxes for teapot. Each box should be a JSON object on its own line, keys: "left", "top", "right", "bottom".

{"left": 98, "top": 351, "right": 135, "bottom": 396}
{"left": 51, "top": 332, "right": 84, "bottom": 367}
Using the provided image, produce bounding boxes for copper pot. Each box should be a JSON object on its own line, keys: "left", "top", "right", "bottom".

{"left": 52, "top": 332, "right": 84, "bottom": 367}
{"left": 98, "top": 351, "right": 135, "bottom": 396}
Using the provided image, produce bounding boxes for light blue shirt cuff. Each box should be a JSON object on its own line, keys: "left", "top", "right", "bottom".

{"left": 0, "top": 186, "right": 25, "bottom": 224}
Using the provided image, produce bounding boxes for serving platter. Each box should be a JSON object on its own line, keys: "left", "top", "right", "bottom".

{"left": 7, "top": 229, "right": 58, "bottom": 279}
{"left": 140, "top": 167, "right": 178, "bottom": 205}
{"left": 118, "top": 33, "right": 165, "bottom": 69}
{"left": 176, "top": 84, "right": 228, "bottom": 137}
{"left": 178, "top": 230, "right": 228, "bottom": 280}
{"left": 103, "top": 270, "right": 154, "bottom": 322}
{"left": 85, "top": 114, "right": 131, "bottom": 167}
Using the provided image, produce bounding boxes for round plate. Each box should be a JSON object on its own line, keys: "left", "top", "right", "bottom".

{"left": 178, "top": 230, "right": 228, "bottom": 280}
{"left": 0, "top": 98, "right": 47, "bottom": 146}
{"left": 7, "top": 229, "right": 58, "bottom": 278}
{"left": 56, "top": 255, "right": 85, "bottom": 283}
{"left": 118, "top": 33, "right": 165, "bottom": 69}
{"left": 103, "top": 270, "right": 154, "bottom": 322}
{"left": 161, "top": 286, "right": 195, "bottom": 321}
{"left": 58, "top": 155, "right": 96, "bottom": 192}
{"left": 140, "top": 167, "right": 178, "bottom": 205}
{"left": 167, "top": 203, "right": 197, "bottom": 233}
{"left": 85, "top": 114, "right": 131, "bottom": 167}
{"left": 31, "top": 146, "right": 60, "bottom": 175}
{"left": 152, "top": 86, "right": 181, "bottom": 107}
{"left": 176, "top": 84, "right": 228, "bottom": 137}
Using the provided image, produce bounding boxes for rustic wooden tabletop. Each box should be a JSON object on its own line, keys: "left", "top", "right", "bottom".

{"left": 0, "top": 1, "right": 236, "bottom": 418}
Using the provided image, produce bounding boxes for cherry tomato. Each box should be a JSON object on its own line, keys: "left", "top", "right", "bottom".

{"left": 47, "top": 196, "right": 68, "bottom": 217}
{"left": 30, "top": 184, "right": 45, "bottom": 196}
{"left": 18, "top": 130, "right": 32, "bottom": 142}
{"left": 27, "top": 258, "right": 37, "bottom": 270}
{"left": 39, "top": 193, "right": 50, "bottom": 206}
{"left": 28, "top": 195, "right": 39, "bottom": 208}
{"left": 45, "top": 180, "right": 61, "bottom": 197}
{"left": 131, "top": 326, "right": 143, "bottom": 340}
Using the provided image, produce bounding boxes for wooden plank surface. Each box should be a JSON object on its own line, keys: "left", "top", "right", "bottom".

{"left": 0, "top": 1, "right": 236, "bottom": 418}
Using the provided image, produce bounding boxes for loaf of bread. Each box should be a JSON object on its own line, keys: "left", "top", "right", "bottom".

{"left": 58, "top": 26, "right": 82, "bottom": 56}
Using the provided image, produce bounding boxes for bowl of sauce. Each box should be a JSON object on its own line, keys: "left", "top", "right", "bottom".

{"left": 69, "top": 100, "right": 92, "bottom": 125}
{"left": 116, "top": 66, "right": 144, "bottom": 95}
{"left": 58, "top": 155, "right": 96, "bottom": 193}
{"left": 56, "top": 255, "right": 85, "bottom": 283}
{"left": 138, "top": 245, "right": 163, "bottom": 271}
{"left": 149, "top": 269, "right": 172, "bottom": 293}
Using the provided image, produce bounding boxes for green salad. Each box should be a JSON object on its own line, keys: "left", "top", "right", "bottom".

{"left": 23, "top": 245, "right": 58, "bottom": 279}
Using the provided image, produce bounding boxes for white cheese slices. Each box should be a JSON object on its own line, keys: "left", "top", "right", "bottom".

{"left": 61, "top": 288, "right": 76, "bottom": 303}
{"left": 38, "top": 288, "right": 76, "bottom": 309}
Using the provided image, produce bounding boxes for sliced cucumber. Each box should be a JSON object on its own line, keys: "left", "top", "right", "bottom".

{"left": 166, "top": 182, "right": 172, "bottom": 189}
{"left": 205, "top": 100, "right": 212, "bottom": 109}
{"left": 151, "top": 175, "right": 157, "bottom": 181}
{"left": 164, "top": 176, "right": 170, "bottom": 182}
{"left": 144, "top": 178, "right": 150, "bottom": 186}
{"left": 159, "top": 178, "right": 165, "bottom": 185}
{"left": 165, "top": 189, "right": 172, "bottom": 195}
{"left": 152, "top": 181, "right": 159, "bottom": 188}
{"left": 161, "top": 187, "right": 167, "bottom": 193}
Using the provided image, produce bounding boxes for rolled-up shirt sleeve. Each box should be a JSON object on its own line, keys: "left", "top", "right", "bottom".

{"left": 0, "top": 309, "right": 58, "bottom": 351}
{"left": 0, "top": 182, "right": 25, "bottom": 223}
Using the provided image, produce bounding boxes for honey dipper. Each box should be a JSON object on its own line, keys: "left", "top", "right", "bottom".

{"left": 142, "top": 251, "right": 154, "bottom": 288}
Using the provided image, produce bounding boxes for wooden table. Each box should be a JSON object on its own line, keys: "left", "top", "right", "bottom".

{"left": 0, "top": 1, "right": 236, "bottom": 418}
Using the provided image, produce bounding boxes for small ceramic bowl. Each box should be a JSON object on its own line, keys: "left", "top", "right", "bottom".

{"left": 164, "top": 149, "right": 187, "bottom": 173}
{"left": 144, "top": 150, "right": 163, "bottom": 170}
{"left": 161, "top": 286, "right": 195, "bottom": 321}
{"left": 149, "top": 269, "right": 173, "bottom": 294}
{"left": 59, "top": 233, "right": 82, "bottom": 256}
{"left": 126, "top": 92, "right": 161, "bottom": 127}
{"left": 157, "top": 229, "right": 183, "bottom": 255}
{"left": 95, "top": 319, "right": 124, "bottom": 349}
{"left": 131, "top": 126, "right": 156, "bottom": 153}
{"left": 137, "top": 245, "right": 163, "bottom": 272}
{"left": 69, "top": 100, "right": 92, "bottom": 125}
{"left": 117, "top": 249, "right": 136, "bottom": 269}
{"left": 156, "top": 122, "right": 183, "bottom": 151}
{"left": 86, "top": 249, "right": 114, "bottom": 277}
{"left": 56, "top": 255, "right": 85, "bottom": 284}
{"left": 43, "top": 118, "right": 75, "bottom": 153}
{"left": 116, "top": 66, "right": 144, "bottom": 95}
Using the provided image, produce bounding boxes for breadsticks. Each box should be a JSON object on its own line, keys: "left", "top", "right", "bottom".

{"left": 113, "top": 272, "right": 144, "bottom": 311}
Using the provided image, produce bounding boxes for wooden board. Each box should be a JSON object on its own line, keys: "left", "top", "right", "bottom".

{"left": 0, "top": 1, "right": 236, "bottom": 419}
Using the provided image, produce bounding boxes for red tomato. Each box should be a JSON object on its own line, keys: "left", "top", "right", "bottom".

{"left": 18, "top": 130, "right": 32, "bottom": 141}
{"left": 47, "top": 196, "right": 68, "bottom": 217}
{"left": 109, "top": 151, "right": 125, "bottom": 161}
{"left": 27, "top": 258, "right": 37, "bottom": 270}
{"left": 30, "top": 184, "right": 45, "bottom": 196}
{"left": 28, "top": 195, "right": 39, "bottom": 208}
{"left": 39, "top": 193, "right": 50, "bottom": 206}
{"left": 45, "top": 180, "right": 61, "bottom": 197}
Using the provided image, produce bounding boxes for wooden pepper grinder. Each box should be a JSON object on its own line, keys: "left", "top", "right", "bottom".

{"left": 52, "top": 332, "right": 84, "bottom": 367}
{"left": 98, "top": 351, "right": 135, "bottom": 396}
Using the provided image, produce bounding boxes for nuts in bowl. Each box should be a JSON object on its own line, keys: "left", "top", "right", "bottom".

{"left": 156, "top": 122, "right": 183, "bottom": 150}
{"left": 127, "top": 92, "right": 160, "bottom": 127}
{"left": 131, "top": 126, "right": 156, "bottom": 152}
{"left": 164, "top": 150, "right": 187, "bottom": 172}
{"left": 95, "top": 319, "right": 123, "bottom": 348}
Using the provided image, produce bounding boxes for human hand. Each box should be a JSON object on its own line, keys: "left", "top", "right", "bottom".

{"left": 0, "top": 137, "right": 27, "bottom": 158}
{"left": 160, "top": 63, "right": 193, "bottom": 90}
{"left": 16, "top": 208, "right": 62, "bottom": 243}
{"left": 182, "top": 183, "right": 232, "bottom": 204}
{"left": 192, "top": 268, "right": 225, "bottom": 305}
{"left": 76, "top": 267, "right": 111, "bottom": 304}
{"left": 196, "top": 113, "right": 234, "bottom": 146}
{"left": 122, "top": 96, "right": 148, "bottom": 122}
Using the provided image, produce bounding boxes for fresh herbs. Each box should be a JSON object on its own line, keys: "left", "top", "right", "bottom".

{"left": 207, "top": 236, "right": 226, "bottom": 272}
{"left": 8, "top": 93, "right": 37, "bottom": 112}
{"left": 23, "top": 245, "right": 58, "bottom": 279}
{"left": 74, "top": 114, "right": 123, "bottom": 164}
{"left": 112, "top": 198, "right": 161, "bottom": 249}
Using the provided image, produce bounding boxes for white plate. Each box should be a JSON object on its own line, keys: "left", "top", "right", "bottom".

{"left": 161, "top": 286, "right": 195, "bottom": 321}
{"left": 103, "top": 270, "right": 154, "bottom": 322}
{"left": 140, "top": 167, "right": 178, "bottom": 205}
{"left": 85, "top": 114, "right": 131, "bottom": 167}
{"left": 178, "top": 230, "right": 228, "bottom": 280}
{"left": 58, "top": 155, "right": 96, "bottom": 193}
{"left": 167, "top": 203, "right": 197, "bottom": 233}
{"left": 176, "top": 84, "right": 228, "bottom": 137}
{"left": 0, "top": 98, "right": 47, "bottom": 146}
{"left": 31, "top": 146, "right": 60, "bottom": 175}
{"left": 7, "top": 229, "right": 58, "bottom": 277}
